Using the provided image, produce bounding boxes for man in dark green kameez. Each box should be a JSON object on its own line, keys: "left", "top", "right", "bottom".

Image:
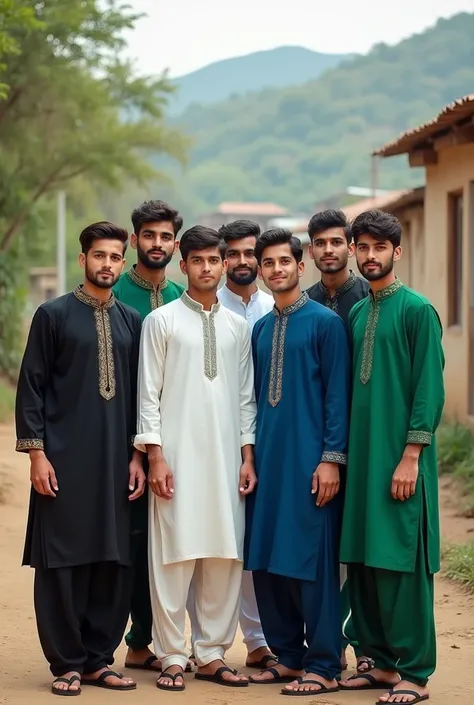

{"left": 339, "top": 210, "right": 445, "bottom": 705}
{"left": 113, "top": 200, "right": 184, "bottom": 673}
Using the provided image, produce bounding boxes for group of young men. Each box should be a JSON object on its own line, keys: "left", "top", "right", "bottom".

{"left": 15, "top": 199, "right": 445, "bottom": 704}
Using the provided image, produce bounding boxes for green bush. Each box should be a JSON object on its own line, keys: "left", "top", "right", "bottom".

{"left": 442, "top": 543, "right": 474, "bottom": 592}
{"left": 0, "top": 379, "right": 15, "bottom": 423}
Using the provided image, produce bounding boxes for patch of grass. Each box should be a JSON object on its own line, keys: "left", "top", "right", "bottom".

{"left": 0, "top": 378, "right": 15, "bottom": 423}
{"left": 437, "top": 419, "right": 474, "bottom": 515}
{"left": 442, "top": 543, "right": 474, "bottom": 593}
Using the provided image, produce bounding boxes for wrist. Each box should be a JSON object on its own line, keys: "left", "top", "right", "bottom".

{"left": 147, "top": 444, "right": 164, "bottom": 462}
{"left": 403, "top": 444, "right": 422, "bottom": 460}
{"left": 241, "top": 444, "right": 254, "bottom": 463}
{"left": 29, "top": 449, "right": 46, "bottom": 460}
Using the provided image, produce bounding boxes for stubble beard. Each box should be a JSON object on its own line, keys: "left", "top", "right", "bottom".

{"left": 316, "top": 257, "right": 348, "bottom": 275}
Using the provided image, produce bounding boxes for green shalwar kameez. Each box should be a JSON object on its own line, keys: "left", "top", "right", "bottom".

{"left": 113, "top": 266, "right": 184, "bottom": 651}
{"left": 340, "top": 279, "right": 445, "bottom": 686}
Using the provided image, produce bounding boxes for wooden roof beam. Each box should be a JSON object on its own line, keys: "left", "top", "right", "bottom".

{"left": 408, "top": 148, "right": 438, "bottom": 167}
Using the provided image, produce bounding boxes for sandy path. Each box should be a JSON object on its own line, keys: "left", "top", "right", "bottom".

{"left": 0, "top": 423, "right": 473, "bottom": 704}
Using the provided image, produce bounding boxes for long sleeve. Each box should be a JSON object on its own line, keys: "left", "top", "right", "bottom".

{"left": 407, "top": 303, "right": 445, "bottom": 446}
{"left": 134, "top": 313, "right": 167, "bottom": 451}
{"left": 318, "top": 314, "right": 350, "bottom": 464}
{"left": 129, "top": 312, "right": 142, "bottom": 446}
{"left": 15, "top": 306, "right": 56, "bottom": 452}
{"left": 239, "top": 322, "right": 257, "bottom": 446}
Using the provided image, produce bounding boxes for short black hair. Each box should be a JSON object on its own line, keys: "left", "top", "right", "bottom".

{"left": 255, "top": 228, "right": 303, "bottom": 265}
{"left": 179, "top": 225, "right": 223, "bottom": 261}
{"left": 308, "top": 209, "right": 351, "bottom": 244}
{"left": 131, "top": 200, "right": 183, "bottom": 236}
{"left": 352, "top": 209, "right": 402, "bottom": 248}
{"left": 218, "top": 220, "right": 261, "bottom": 250}
{"left": 79, "top": 221, "right": 128, "bottom": 255}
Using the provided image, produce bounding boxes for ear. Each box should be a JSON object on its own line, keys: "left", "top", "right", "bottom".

{"left": 394, "top": 245, "right": 402, "bottom": 262}
{"left": 308, "top": 243, "right": 314, "bottom": 261}
{"left": 120, "top": 257, "right": 126, "bottom": 273}
{"left": 257, "top": 265, "right": 263, "bottom": 281}
{"left": 179, "top": 259, "right": 187, "bottom": 276}
{"left": 348, "top": 242, "right": 355, "bottom": 258}
{"left": 131, "top": 233, "right": 138, "bottom": 251}
{"left": 222, "top": 258, "right": 228, "bottom": 275}
{"left": 173, "top": 239, "right": 179, "bottom": 254}
{"left": 78, "top": 253, "right": 86, "bottom": 270}
{"left": 297, "top": 261, "right": 305, "bottom": 278}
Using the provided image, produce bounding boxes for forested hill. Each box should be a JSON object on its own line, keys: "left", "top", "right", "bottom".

{"left": 168, "top": 46, "right": 352, "bottom": 114}
{"left": 165, "top": 12, "right": 474, "bottom": 217}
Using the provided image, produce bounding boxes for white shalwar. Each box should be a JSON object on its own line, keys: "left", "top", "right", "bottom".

{"left": 134, "top": 292, "right": 256, "bottom": 669}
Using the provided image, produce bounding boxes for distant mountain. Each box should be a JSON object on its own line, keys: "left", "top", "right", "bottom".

{"left": 168, "top": 46, "right": 353, "bottom": 114}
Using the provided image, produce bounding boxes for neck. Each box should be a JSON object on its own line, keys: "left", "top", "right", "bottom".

{"left": 369, "top": 270, "right": 396, "bottom": 295}
{"left": 82, "top": 280, "right": 112, "bottom": 304}
{"left": 187, "top": 284, "right": 218, "bottom": 311}
{"left": 273, "top": 285, "right": 302, "bottom": 312}
{"left": 135, "top": 260, "right": 166, "bottom": 288}
{"left": 225, "top": 278, "right": 258, "bottom": 304}
{"left": 320, "top": 266, "right": 351, "bottom": 296}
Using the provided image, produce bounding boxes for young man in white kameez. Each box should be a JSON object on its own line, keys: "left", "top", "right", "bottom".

{"left": 135, "top": 225, "right": 257, "bottom": 692}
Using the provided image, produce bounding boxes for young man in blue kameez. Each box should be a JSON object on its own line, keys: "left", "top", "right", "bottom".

{"left": 245, "top": 228, "right": 350, "bottom": 697}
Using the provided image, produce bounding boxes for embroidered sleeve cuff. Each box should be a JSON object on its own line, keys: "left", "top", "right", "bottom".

{"left": 241, "top": 434, "right": 255, "bottom": 447}
{"left": 134, "top": 432, "right": 162, "bottom": 453}
{"left": 321, "top": 451, "right": 347, "bottom": 465}
{"left": 407, "top": 430, "right": 432, "bottom": 446}
{"left": 16, "top": 438, "right": 44, "bottom": 453}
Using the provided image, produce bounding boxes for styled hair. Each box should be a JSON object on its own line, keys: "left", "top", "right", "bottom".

{"left": 255, "top": 228, "right": 303, "bottom": 265}
{"left": 79, "top": 221, "right": 128, "bottom": 255}
{"left": 179, "top": 225, "right": 223, "bottom": 261}
{"left": 218, "top": 220, "right": 261, "bottom": 250}
{"left": 308, "top": 209, "right": 351, "bottom": 244}
{"left": 352, "top": 209, "right": 402, "bottom": 247}
{"left": 131, "top": 200, "right": 183, "bottom": 236}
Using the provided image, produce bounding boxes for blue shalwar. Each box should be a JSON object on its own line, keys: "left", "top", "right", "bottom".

{"left": 245, "top": 292, "right": 350, "bottom": 679}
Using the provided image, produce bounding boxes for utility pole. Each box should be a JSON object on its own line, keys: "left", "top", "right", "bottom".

{"left": 371, "top": 155, "right": 379, "bottom": 198}
{"left": 56, "top": 191, "right": 66, "bottom": 296}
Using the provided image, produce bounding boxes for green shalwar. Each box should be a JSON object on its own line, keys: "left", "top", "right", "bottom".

{"left": 113, "top": 266, "right": 184, "bottom": 651}
{"left": 340, "top": 279, "right": 445, "bottom": 686}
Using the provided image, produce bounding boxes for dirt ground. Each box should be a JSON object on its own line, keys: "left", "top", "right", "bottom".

{"left": 1, "top": 423, "right": 473, "bottom": 705}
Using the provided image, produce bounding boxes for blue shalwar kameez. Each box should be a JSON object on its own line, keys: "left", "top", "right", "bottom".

{"left": 245, "top": 292, "right": 350, "bottom": 679}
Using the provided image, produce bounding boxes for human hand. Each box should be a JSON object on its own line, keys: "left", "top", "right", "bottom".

{"left": 239, "top": 460, "right": 257, "bottom": 496}
{"left": 311, "top": 462, "right": 340, "bottom": 507}
{"left": 128, "top": 454, "right": 146, "bottom": 500}
{"left": 391, "top": 455, "right": 418, "bottom": 501}
{"left": 148, "top": 457, "right": 174, "bottom": 499}
{"left": 30, "top": 451, "right": 58, "bottom": 497}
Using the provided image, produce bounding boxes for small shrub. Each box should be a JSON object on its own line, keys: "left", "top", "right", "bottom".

{"left": 442, "top": 543, "right": 474, "bottom": 593}
{"left": 0, "top": 379, "right": 15, "bottom": 423}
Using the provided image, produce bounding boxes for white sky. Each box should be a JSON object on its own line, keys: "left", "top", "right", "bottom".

{"left": 124, "top": 0, "right": 474, "bottom": 77}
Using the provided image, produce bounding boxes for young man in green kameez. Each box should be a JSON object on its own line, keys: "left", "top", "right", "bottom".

{"left": 339, "top": 209, "right": 445, "bottom": 705}
{"left": 113, "top": 200, "right": 185, "bottom": 673}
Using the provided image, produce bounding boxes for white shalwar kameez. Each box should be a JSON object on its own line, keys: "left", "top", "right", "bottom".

{"left": 134, "top": 292, "right": 256, "bottom": 670}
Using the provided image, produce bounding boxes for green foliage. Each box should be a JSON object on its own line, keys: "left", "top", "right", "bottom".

{"left": 442, "top": 543, "right": 474, "bottom": 593}
{"left": 0, "top": 248, "right": 26, "bottom": 381}
{"left": 0, "top": 0, "right": 40, "bottom": 98}
{"left": 171, "top": 12, "right": 474, "bottom": 215}
{"left": 437, "top": 419, "right": 474, "bottom": 517}
{"left": 0, "top": 378, "right": 15, "bottom": 424}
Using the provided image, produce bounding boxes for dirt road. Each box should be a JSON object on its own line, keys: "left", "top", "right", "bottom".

{"left": 1, "top": 423, "right": 473, "bottom": 704}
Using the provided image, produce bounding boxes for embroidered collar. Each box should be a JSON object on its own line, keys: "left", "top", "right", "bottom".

{"left": 181, "top": 291, "right": 220, "bottom": 314}
{"left": 370, "top": 278, "right": 404, "bottom": 302}
{"left": 128, "top": 265, "right": 168, "bottom": 292}
{"left": 320, "top": 270, "right": 357, "bottom": 298}
{"left": 74, "top": 285, "right": 115, "bottom": 310}
{"left": 220, "top": 284, "right": 260, "bottom": 305}
{"left": 274, "top": 291, "right": 309, "bottom": 317}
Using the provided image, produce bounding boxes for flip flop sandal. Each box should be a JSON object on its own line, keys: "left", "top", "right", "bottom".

{"left": 195, "top": 665, "right": 248, "bottom": 687}
{"left": 51, "top": 675, "right": 82, "bottom": 697}
{"left": 340, "top": 673, "right": 399, "bottom": 691}
{"left": 376, "top": 689, "right": 429, "bottom": 704}
{"left": 81, "top": 670, "right": 136, "bottom": 690}
{"left": 357, "top": 656, "right": 375, "bottom": 673}
{"left": 246, "top": 654, "right": 278, "bottom": 669}
{"left": 281, "top": 678, "right": 340, "bottom": 697}
{"left": 124, "top": 655, "right": 193, "bottom": 673}
{"left": 249, "top": 667, "right": 296, "bottom": 684}
{"left": 156, "top": 670, "right": 186, "bottom": 692}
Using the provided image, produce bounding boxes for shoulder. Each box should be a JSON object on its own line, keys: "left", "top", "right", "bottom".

{"left": 354, "top": 276, "right": 370, "bottom": 296}
{"left": 305, "top": 281, "right": 322, "bottom": 300}
{"left": 114, "top": 299, "right": 142, "bottom": 326}
{"left": 305, "top": 298, "right": 338, "bottom": 321}
{"left": 256, "top": 288, "right": 274, "bottom": 304}
{"left": 401, "top": 287, "right": 442, "bottom": 326}
{"left": 37, "top": 292, "right": 75, "bottom": 321}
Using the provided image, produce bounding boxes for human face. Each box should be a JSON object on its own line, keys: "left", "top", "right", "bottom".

{"left": 309, "top": 227, "right": 352, "bottom": 274}
{"left": 259, "top": 243, "right": 303, "bottom": 293}
{"left": 180, "top": 247, "right": 225, "bottom": 291}
{"left": 225, "top": 235, "right": 258, "bottom": 285}
{"left": 79, "top": 239, "right": 125, "bottom": 288}
{"left": 132, "top": 220, "right": 178, "bottom": 270}
{"left": 355, "top": 234, "right": 401, "bottom": 281}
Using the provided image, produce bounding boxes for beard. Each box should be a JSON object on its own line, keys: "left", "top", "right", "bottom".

{"left": 227, "top": 266, "right": 257, "bottom": 286}
{"left": 137, "top": 244, "right": 173, "bottom": 270}
{"left": 316, "top": 254, "right": 348, "bottom": 274}
{"left": 85, "top": 265, "right": 120, "bottom": 289}
{"left": 358, "top": 257, "right": 394, "bottom": 281}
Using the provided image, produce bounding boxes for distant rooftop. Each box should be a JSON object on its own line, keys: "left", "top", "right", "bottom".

{"left": 217, "top": 201, "right": 289, "bottom": 216}
{"left": 342, "top": 190, "right": 408, "bottom": 220}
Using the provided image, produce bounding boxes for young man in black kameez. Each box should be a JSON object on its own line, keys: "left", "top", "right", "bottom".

{"left": 15, "top": 222, "right": 145, "bottom": 696}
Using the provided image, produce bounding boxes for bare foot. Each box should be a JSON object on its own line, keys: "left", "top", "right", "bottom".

{"left": 378, "top": 680, "right": 429, "bottom": 703}
{"left": 246, "top": 646, "right": 278, "bottom": 667}
{"left": 340, "top": 667, "right": 400, "bottom": 689}
{"left": 282, "top": 673, "right": 339, "bottom": 694}
{"left": 157, "top": 665, "right": 185, "bottom": 690}
{"left": 198, "top": 659, "right": 248, "bottom": 684}
{"left": 250, "top": 663, "right": 304, "bottom": 683}
{"left": 52, "top": 671, "right": 81, "bottom": 694}
{"left": 82, "top": 667, "right": 136, "bottom": 688}
{"left": 125, "top": 646, "right": 161, "bottom": 670}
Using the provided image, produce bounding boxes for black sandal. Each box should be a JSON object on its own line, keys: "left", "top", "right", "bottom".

{"left": 357, "top": 656, "right": 375, "bottom": 673}
{"left": 51, "top": 675, "right": 81, "bottom": 697}
{"left": 81, "top": 670, "right": 136, "bottom": 690}
{"left": 195, "top": 665, "right": 248, "bottom": 687}
{"left": 156, "top": 669, "right": 186, "bottom": 692}
{"left": 281, "top": 678, "right": 340, "bottom": 697}
{"left": 376, "top": 689, "right": 429, "bottom": 704}
{"left": 246, "top": 654, "right": 278, "bottom": 669}
{"left": 249, "top": 667, "right": 296, "bottom": 684}
{"left": 339, "top": 673, "right": 399, "bottom": 691}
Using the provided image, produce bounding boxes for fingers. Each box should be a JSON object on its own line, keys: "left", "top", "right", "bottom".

{"left": 311, "top": 473, "right": 319, "bottom": 496}
{"left": 41, "top": 475, "right": 56, "bottom": 497}
{"left": 240, "top": 475, "right": 257, "bottom": 495}
{"left": 49, "top": 469, "right": 59, "bottom": 492}
{"left": 391, "top": 478, "right": 417, "bottom": 501}
{"left": 316, "top": 481, "right": 339, "bottom": 507}
{"left": 129, "top": 473, "right": 145, "bottom": 501}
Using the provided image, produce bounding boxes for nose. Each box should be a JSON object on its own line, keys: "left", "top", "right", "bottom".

{"left": 238, "top": 254, "right": 247, "bottom": 266}
{"left": 323, "top": 243, "right": 333, "bottom": 253}
{"left": 202, "top": 260, "right": 211, "bottom": 272}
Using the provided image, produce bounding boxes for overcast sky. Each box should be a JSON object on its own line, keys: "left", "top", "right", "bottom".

{"left": 123, "top": 0, "right": 474, "bottom": 77}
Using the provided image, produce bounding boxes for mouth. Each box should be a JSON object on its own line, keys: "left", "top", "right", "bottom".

{"left": 234, "top": 268, "right": 252, "bottom": 274}
{"left": 364, "top": 263, "right": 380, "bottom": 270}
{"left": 270, "top": 276, "right": 285, "bottom": 282}
{"left": 200, "top": 275, "right": 214, "bottom": 281}
{"left": 321, "top": 258, "right": 337, "bottom": 263}
{"left": 148, "top": 251, "right": 165, "bottom": 258}
{"left": 99, "top": 271, "right": 113, "bottom": 277}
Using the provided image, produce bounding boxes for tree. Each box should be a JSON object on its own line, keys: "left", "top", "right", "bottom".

{"left": 0, "top": 0, "right": 39, "bottom": 98}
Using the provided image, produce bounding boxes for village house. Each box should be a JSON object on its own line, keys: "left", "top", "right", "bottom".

{"left": 374, "top": 94, "right": 474, "bottom": 422}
